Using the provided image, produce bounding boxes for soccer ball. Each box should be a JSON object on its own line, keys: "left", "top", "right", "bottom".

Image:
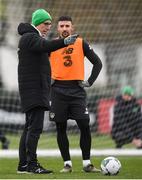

{"left": 100, "top": 156, "right": 121, "bottom": 175}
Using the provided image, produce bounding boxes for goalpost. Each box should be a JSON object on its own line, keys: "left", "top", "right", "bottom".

{"left": 0, "top": 0, "right": 142, "bottom": 157}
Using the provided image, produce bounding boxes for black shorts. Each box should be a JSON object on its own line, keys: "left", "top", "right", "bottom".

{"left": 49, "top": 86, "right": 90, "bottom": 122}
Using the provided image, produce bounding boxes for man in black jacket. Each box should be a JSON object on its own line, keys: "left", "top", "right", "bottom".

{"left": 111, "top": 86, "right": 142, "bottom": 148}
{"left": 49, "top": 16, "right": 102, "bottom": 173}
{"left": 17, "top": 9, "right": 78, "bottom": 174}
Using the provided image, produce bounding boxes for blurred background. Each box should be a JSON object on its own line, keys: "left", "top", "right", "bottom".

{"left": 0, "top": 0, "right": 142, "bottom": 149}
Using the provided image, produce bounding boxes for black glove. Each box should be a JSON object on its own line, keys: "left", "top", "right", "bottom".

{"left": 64, "top": 34, "right": 79, "bottom": 45}
{"left": 78, "top": 80, "right": 90, "bottom": 88}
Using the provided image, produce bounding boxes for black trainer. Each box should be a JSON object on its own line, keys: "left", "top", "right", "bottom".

{"left": 27, "top": 163, "right": 53, "bottom": 174}
{"left": 2, "top": 139, "right": 10, "bottom": 149}
{"left": 17, "top": 164, "right": 27, "bottom": 174}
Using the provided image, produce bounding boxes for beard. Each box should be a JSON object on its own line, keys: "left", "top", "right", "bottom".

{"left": 62, "top": 31, "right": 70, "bottom": 38}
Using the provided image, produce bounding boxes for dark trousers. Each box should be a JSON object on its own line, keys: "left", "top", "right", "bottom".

{"left": 56, "top": 119, "right": 91, "bottom": 161}
{"left": 19, "top": 107, "right": 44, "bottom": 165}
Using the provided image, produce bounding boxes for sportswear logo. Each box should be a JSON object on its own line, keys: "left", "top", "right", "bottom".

{"left": 35, "top": 168, "right": 44, "bottom": 173}
{"left": 49, "top": 112, "right": 55, "bottom": 119}
{"left": 89, "top": 44, "right": 93, "bottom": 50}
{"left": 84, "top": 108, "right": 89, "bottom": 114}
{"left": 21, "top": 165, "right": 27, "bottom": 168}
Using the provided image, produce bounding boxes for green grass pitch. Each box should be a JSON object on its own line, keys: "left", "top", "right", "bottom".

{"left": 0, "top": 133, "right": 142, "bottom": 179}
{"left": 0, "top": 156, "right": 142, "bottom": 179}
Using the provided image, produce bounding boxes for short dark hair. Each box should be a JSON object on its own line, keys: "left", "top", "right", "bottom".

{"left": 58, "top": 16, "right": 72, "bottom": 22}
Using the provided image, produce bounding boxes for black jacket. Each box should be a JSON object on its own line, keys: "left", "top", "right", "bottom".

{"left": 17, "top": 23, "right": 67, "bottom": 112}
{"left": 111, "top": 95, "right": 142, "bottom": 143}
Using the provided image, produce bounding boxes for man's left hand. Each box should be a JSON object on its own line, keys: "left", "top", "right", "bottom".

{"left": 78, "top": 80, "right": 90, "bottom": 88}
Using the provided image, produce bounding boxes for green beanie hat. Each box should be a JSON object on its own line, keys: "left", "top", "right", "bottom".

{"left": 32, "top": 9, "right": 52, "bottom": 26}
{"left": 122, "top": 86, "right": 134, "bottom": 96}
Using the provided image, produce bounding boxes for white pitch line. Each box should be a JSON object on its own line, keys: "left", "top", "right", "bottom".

{"left": 0, "top": 149, "right": 142, "bottom": 158}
